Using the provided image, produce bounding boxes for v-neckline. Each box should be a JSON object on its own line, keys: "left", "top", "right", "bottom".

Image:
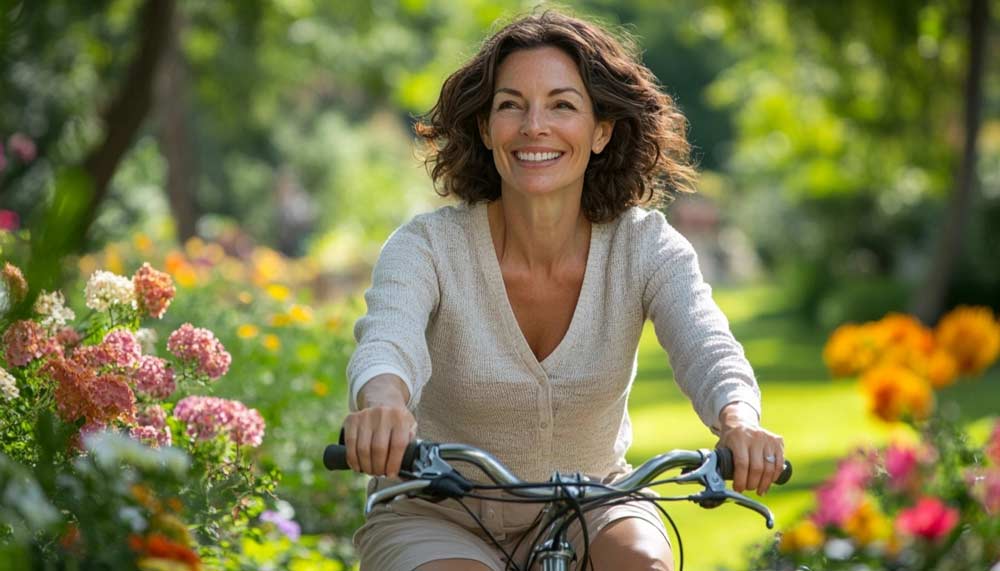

{"left": 474, "top": 202, "right": 600, "bottom": 373}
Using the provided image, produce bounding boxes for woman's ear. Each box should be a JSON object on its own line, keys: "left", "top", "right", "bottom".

{"left": 479, "top": 117, "right": 493, "bottom": 150}
{"left": 592, "top": 120, "right": 615, "bottom": 154}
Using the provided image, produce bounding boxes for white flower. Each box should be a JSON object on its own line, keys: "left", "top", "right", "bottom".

{"left": 824, "top": 538, "right": 855, "bottom": 561}
{"left": 85, "top": 270, "right": 137, "bottom": 311}
{"left": 34, "top": 290, "right": 76, "bottom": 333}
{"left": 135, "top": 328, "right": 158, "bottom": 354}
{"left": 0, "top": 367, "right": 19, "bottom": 401}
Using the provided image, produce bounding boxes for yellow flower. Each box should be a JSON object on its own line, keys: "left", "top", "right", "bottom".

{"left": 202, "top": 242, "right": 226, "bottom": 265}
{"left": 237, "top": 324, "right": 260, "bottom": 339}
{"left": 266, "top": 284, "right": 291, "bottom": 302}
{"left": 184, "top": 237, "right": 205, "bottom": 259}
{"left": 104, "top": 245, "right": 125, "bottom": 275}
{"left": 237, "top": 291, "right": 253, "bottom": 304}
{"left": 860, "top": 365, "right": 934, "bottom": 423}
{"left": 165, "top": 251, "right": 198, "bottom": 288}
{"left": 262, "top": 334, "right": 281, "bottom": 351}
{"left": 269, "top": 313, "right": 293, "bottom": 327}
{"left": 778, "top": 519, "right": 824, "bottom": 553}
{"left": 78, "top": 254, "right": 99, "bottom": 277}
{"left": 325, "top": 315, "right": 343, "bottom": 332}
{"left": 936, "top": 306, "right": 1000, "bottom": 376}
{"left": 843, "top": 497, "right": 891, "bottom": 546}
{"left": 313, "top": 381, "right": 329, "bottom": 396}
{"left": 133, "top": 233, "right": 154, "bottom": 255}
{"left": 288, "top": 304, "right": 313, "bottom": 324}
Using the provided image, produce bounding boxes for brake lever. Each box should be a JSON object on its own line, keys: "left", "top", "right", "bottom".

{"left": 364, "top": 443, "right": 473, "bottom": 515}
{"left": 674, "top": 449, "right": 776, "bottom": 529}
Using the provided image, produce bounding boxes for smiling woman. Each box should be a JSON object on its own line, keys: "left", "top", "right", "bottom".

{"left": 340, "top": 8, "right": 785, "bottom": 571}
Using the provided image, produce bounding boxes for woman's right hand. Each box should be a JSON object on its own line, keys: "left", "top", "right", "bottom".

{"left": 343, "top": 375, "right": 417, "bottom": 477}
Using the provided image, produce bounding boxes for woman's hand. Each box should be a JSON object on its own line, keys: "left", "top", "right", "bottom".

{"left": 717, "top": 402, "right": 784, "bottom": 496}
{"left": 344, "top": 375, "right": 417, "bottom": 477}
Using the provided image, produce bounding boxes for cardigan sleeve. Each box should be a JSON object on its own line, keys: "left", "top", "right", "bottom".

{"left": 346, "top": 220, "right": 440, "bottom": 411}
{"left": 639, "top": 210, "right": 761, "bottom": 433}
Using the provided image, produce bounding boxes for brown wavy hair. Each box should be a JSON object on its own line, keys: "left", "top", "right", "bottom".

{"left": 415, "top": 9, "right": 698, "bottom": 223}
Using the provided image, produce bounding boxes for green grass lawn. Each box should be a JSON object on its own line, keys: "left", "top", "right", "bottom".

{"left": 627, "top": 283, "right": 1000, "bottom": 571}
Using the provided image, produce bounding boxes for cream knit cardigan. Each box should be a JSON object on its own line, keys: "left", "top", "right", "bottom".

{"left": 348, "top": 202, "right": 760, "bottom": 481}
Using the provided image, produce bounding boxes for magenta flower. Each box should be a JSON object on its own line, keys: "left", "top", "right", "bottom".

{"left": 167, "top": 324, "right": 231, "bottom": 380}
{"left": 885, "top": 442, "right": 920, "bottom": 491}
{"left": 0, "top": 210, "right": 18, "bottom": 231}
{"left": 966, "top": 468, "right": 1000, "bottom": 515}
{"left": 173, "top": 396, "right": 265, "bottom": 447}
{"left": 133, "top": 355, "right": 175, "bottom": 399}
{"left": 260, "top": 511, "right": 301, "bottom": 541}
{"left": 896, "top": 497, "right": 959, "bottom": 542}
{"left": 811, "top": 454, "right": 872, "bottom": 527}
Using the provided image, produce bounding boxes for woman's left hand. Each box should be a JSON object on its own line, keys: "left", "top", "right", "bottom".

{"left": 717, "top": 402, "right": 784, "bottom": 496}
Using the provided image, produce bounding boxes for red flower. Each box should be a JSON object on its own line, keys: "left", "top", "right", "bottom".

{"left": 896, "top": 497, "right": 959, "bottom": 541}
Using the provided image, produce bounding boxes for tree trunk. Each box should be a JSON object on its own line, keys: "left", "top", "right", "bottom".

{"left": 157, "top": 7, "right": 199, "bottom": 242}
{"left": 912, "top": 0, "right": 987, "bottom": 323}
{"left": 79, "top": 0, "right": 175, "bottom": 240}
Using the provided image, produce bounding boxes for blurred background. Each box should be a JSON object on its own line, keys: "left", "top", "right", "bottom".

{"left": 1, "top": 0, "right": 998, "bottom": 569}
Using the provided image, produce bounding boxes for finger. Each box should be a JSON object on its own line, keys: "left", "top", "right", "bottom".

{"left": 356, "top": 426, "right": 373, "bottom": 475}
{"left": 344, "top": 416, "right": 360, "bottom": 472}
{"left": 746, "top": 442, "right": 766, "bottom": 494}
{"left": 758, "top": 452, "right": 777, "bottom": 495}
{"left": 731, "top": 445, "right": 749, "bottom": 493}
{"left": 385, "top": 426, "right": 409, "bottom": 478}
{"left": 370, "top": 424, "right": 391, "bottom": 476}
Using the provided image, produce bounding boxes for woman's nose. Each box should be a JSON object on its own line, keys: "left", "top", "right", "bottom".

{"left": 520, "top": 107, "right": 550, "bottom": 138}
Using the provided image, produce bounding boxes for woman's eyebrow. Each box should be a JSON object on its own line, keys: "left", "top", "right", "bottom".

{"left": 494, "top": 87, "right": 584, "bottom": 98}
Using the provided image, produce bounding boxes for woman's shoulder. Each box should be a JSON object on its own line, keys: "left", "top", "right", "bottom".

{"left": 605, "top": 205, "right": 684, "bottom": 249}
{"left": 390, "top": 202, "right": 476, "bottom": 241}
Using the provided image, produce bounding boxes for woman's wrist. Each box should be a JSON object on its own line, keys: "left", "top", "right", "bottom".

{"left": 358, "top": 375, "right": 410, "bottom": 409}
{"left": 719, "top": 401, "right": 760, "bottom": 430}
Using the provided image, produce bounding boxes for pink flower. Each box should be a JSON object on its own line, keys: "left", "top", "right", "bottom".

{"left": 43, "top": 356, "right": 136, "bottom": 426}
{"left": 7, "top": 133, "right": 36, "bottom": 163}
{"left": 0, "top": 210, "right": 18, "bottom": 232}
{"left": 896, "top": 497, "right": 959, "bottom": 541}
{"left": 811, "top": 454, "right": 873, "bottom": 527}
{"left": 167, "top": 324, "right": 231, "bottom": 380}
{"left": 2, "top": 262, "right": 27, "bottom": 302}
{"left": 132, "top": 263, "right": 175, "bottom": 318}
{"left": 101, "top": 330, "right": 141, "bottom": 368}
{"left": 133, "top": 355, "right": 175, "bottom": 399}
{"left": 130, "top": 424, "right": 171, "bottom": 448}
{"left": 137, "top": 404, "right": 168, "bottom": 429}
{"left": 988, "top": 420, "right": 1000, "bottom": 466}
{"left": 3, "top": 320, "right": 59, "bottom": 366}
{"left": 56, "top": 327, "right": 82, "bottom": 350}
{"left": 71, "top": 330, "right": 140, "bottom": 371}
{"left": 173, "top": 396, "right": 265, "bottom": 447}
{"left": 885, "top": 442, "right": 921, "bottom": 492}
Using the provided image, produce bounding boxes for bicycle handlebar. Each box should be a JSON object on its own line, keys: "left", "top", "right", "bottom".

{"left": 322, "top": 440, "right": 792, "bottom": 486}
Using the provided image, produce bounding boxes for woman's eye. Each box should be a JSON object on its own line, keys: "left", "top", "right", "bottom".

{"left": 497, "top": 101, "right": 518, "bottom": 110}
{"left": 555, "top": 101, "right": 576, "bottom": 110}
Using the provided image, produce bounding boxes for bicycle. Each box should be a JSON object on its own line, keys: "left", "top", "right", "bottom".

{"left": 324, "top": 437, "right": 792, "bottom": 571}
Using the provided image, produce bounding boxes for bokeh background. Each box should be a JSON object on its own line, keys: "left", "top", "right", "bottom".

{"left": 1, "top": 0, "right": 999, "bottom": 569}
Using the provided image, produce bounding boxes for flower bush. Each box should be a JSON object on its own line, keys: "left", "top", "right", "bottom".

{"left": 753, "top": 308, "right": 1000, "bottom": 570}
{"left": 0, "top": 261, "right": 289, "bottom": 568}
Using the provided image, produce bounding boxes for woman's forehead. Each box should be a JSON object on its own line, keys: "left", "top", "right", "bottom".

{"left": 495, "top": 47, "right": 586, "bottom": 94}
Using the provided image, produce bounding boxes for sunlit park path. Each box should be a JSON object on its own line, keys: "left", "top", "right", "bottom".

{"left": 627, "top": 283, "right": 1000, "bottom": 570}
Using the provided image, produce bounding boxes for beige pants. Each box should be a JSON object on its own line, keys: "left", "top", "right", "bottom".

{"left": 353, "top": 476, "right": 670, "bottom": 571}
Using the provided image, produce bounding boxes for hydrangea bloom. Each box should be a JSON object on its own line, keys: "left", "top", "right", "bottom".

{"left": 173, "top": 396, "right": 265, "bottom": 447}
{"left": 0, "top": 366, "right": 18, "bottom": 400}
{"left": 34, "top": 290, "right": 76, "bottom": 333}
{"left": 132, "top": 405, "right": 172, "bottom": 448}
{"left": 43, "top": 356, "right": 136, "bottom": 426}
{"left": 132, "top": 263, "right": 175, "bottom": 318}
{"left": 56, "top": 327, "right": 82, "bottom": 350}
{"left": 100, "top": 329, "right": 141, "bottom": 369}
{"left": 3, "top": 319, "right": 60, "bottom": 366}
{"left": 1, "top": 262, "right": 27, "bottom": 302}
{"left": 134, "top": 355, "right": 175, "bottom": 399}
{"left": 167, "top": 324, "right": 231, "bottom": 380}
{"left": 85, "top": 270, "right": 137, "bottom": 311}
{"left": 137, "top": 404, "right": 167, "bottom": 430}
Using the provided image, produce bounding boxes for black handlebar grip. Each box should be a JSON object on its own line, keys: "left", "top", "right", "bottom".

{"left": 716, "top": 448, "right": 793, "bottom": 485}
{"left": 324, "top": 444, "right": 350, "bottom": 470}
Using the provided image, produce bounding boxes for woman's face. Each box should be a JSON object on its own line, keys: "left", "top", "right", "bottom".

{"left": 480, "top": 46, "right": 614, "bottom": 201}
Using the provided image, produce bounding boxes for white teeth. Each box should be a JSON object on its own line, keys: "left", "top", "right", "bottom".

{"left": 515, "top": 151, "right": 562, "bottom": 162}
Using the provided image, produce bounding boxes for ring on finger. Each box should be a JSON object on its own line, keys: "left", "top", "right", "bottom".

{"left": 764, "top": 454, "right": 776, "bottom": 464}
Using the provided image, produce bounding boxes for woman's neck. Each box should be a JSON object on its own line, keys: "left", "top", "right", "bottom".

{"left": 487, "top": 194, "right": 590, "bottom": 276}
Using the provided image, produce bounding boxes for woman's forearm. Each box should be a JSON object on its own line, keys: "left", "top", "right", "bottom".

{"left": 358, "top": 374, "right": 411, "bottom": 409}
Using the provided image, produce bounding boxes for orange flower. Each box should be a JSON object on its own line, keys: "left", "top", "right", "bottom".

{"left": 860, "top": 365, "right": 934, "bottom": 422}
{"left": 824, "top": 323, "right": 882, "bottom": 377}
{"left": 924, "top": 349, "right": 959, "bottom": 389}
{"left": 936, "top": 306, "right": 1000, "bottom": 376}
{"left": 778, "top": 519, "right": 824, "bottom": 553}
{"left": 843, "top": 497, "right": 891, "bottom": 546}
